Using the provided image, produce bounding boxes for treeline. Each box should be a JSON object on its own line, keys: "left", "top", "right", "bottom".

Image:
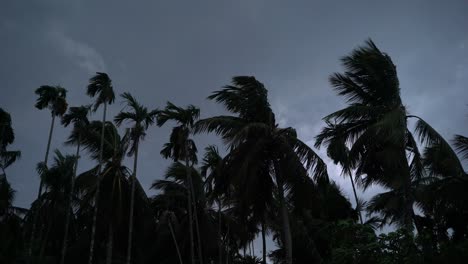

{"left": 1, "top": 39, "right": 467, "bottom": 264}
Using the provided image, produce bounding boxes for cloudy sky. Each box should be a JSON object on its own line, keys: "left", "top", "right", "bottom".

{"left": 1, "top": 0, "right": 467, "bottom": 255}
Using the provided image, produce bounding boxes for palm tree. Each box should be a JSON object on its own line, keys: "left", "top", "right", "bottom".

{"left": 33, "top": 150, "right": 76, "bottom": 260}
{"left": 114, "top": 92, "right": 157, "bottom": 264}
{"left": 74, "top": 121, "right": 134, "bottom": 264}
{"left": 156, "top": 102, "right": 201, "bottom": 264}
{"left": 0, "top": 109, "right": 21, "bottom": 179}
{"left": 314, "top": 40, "right": 442, "bottom": 230}
{"left": 200, "top": 145, "right": 225, "bottom": 264}
{"left": 316, "top": 125, "right": 363, "bottom": 224}
{"left": 30, "top": 85, "right": 67, "bottom": 258}
{"left": 195, "top": 76, "right": 327, "bottom": 264}
{"left": 60, "top": 105, "right": 91, "bottom": 264}
{"left": 86, "top": 72, "right": 115, "bottom": 264}
{"left": 34, "top": 86, "right": 68, "bottom": 198}
{"left": 0, "top": 108, "right": 15, "bottom": 150}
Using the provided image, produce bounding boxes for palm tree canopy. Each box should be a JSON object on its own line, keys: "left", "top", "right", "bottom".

{"left": 114, "top": 92, "right": 158, "bottom": 155}
{"left": 61, "top": 105, "right": 91, "bottom": 129}
{"left": 156, "top": 102, "right": 200, "bottom": 163}
{"left": 34, "top": 85, "right": 68, "bottom": 116}
{"left": 87, "top": 72, "right": 115, "bottom": 111}
{"left": 0, "top": 108, "right": 15, "bottom": 148}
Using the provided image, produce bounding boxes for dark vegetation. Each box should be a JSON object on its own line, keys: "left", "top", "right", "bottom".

{"left": 1, "top": 40, "right": 467, "bottom": 264}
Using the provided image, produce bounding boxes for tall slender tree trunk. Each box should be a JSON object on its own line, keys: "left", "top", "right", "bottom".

{"left": 39, "top": 212, "right": 53, "bottom": 258}
{"left": 184, "top": 154, "right": 195, "bottom": 264}
{"left": 126, "top": 137, "right": 139, "bottom": 264}
{"left": 261, "top": 221, "right": 267, "bottom": 264}
{"left": 28, "top": 114, "right": 56, "bottom": 259}
{"left": 88, "top": 102, "right": 107, "bottom": 264}
{"left": 251, "top": 240, "right": 255, "bottom": 256}
{"left": 218, "top": 200, "right": 222, "bottom": 264}
{"left": 168, "top": 217, "right": 184, "bottom": 264}
{"left": 106, "top": 222, "right": 113, "bottom": 264}
{"left": 225, "top": 225, "right": 230, "bottom": 264}
{"left": 190, "top": 168, "right": 204, "bottom": 264}
{"left": 348, "top": 174, "right": 363, "bottom": 224}
{"left": 274, "top": 162, "right": 293, "bottom": 264}
{"left": 60, "top": 139, "right": 81, "bottom": 264}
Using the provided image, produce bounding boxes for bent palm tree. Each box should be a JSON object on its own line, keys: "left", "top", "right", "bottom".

{"left": 156, "top": 102, "right": 201, "bottom": 264}
{"left": 195, "top": 76, "right": 327, "bottom": 264}
{"left": 114, "top": 92, "right": 157, "bottom": 264}
{"left": 30, "top": 85, "right": 67, "bottom": 258}
{"left": 60, "top": 105, "right": 91, "bottom": 264}
{"left": 86, "top": 72, "right": 115, "bottom": 264}
{"left": 315, "top": 40, "right": 445, "bottom": 230}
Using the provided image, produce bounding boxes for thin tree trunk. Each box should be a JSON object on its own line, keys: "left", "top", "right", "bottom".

{"left": 348, "top": 174, "right": 363, "bottom": 224}
{"left": 225, "top": 225, "right": 230, "bottom": 264}
{"left": 168, "top": 217, "right": 184, "bottom": 264}
{"left": 126, "top": 137, "right": 139, "bottom": 264}
{"left": 184, "top": 155, "right": 195, "bottom": 264}
{"left": 39, "top": 209, "right": 53, "bottom": 258}
{"left": 218, "top": 200, "right": 222, "bottom": 264}
{"left": 60, "top": 139, "right": 81, "bottom": 264}
{"left": 190, "top": 171, "right": 204, "bottom": 264}
{"left": 274, "top": 162, "right": 293, "bottom": 264}
{"left": 28, "top": 114, "right": 56, "bottom": 259}
{"left": 261, "top": 221, "right": 267, "bottom": 264}
{"left": 88, "top": 102, "right": 107, "bottom": 264}
{"left": 106, "top": 222, "right": 113, "bottom": 264}
{"left": 251, "top": 240, "right": 255, "bottom": 256}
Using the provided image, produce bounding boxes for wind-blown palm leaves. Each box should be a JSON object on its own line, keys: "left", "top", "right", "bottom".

{"left": 60, "top": 105, "right": 91, "bottom": 264}
{"left": 114, "top": 92, "right": 157, "bottom": 264}
{"left": 86, "top": 72, "right": 115, "bottom": 264}
{"left": 453, "top": 134, "right": 468, "bottom": 160}
{"left": 156, "top": 102, "right": 202, "bottom": 264}
{"left": 195, "top": 76, "right": 328, "bottom": 264}
{"left": 315, "top": 40, "right": 441, "bottom": 230}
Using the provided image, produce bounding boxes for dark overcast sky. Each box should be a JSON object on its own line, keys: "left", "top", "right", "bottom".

{"left": 1, "top": 0, "right": 467, "bottom": 250}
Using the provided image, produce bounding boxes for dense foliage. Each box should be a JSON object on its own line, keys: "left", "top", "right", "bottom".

{"left": 1, "top": 40, "right": 467, "bottom": 264}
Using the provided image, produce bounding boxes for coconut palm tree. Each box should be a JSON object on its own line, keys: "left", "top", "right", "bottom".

{"left": 195, "top": 76, "right": 327, "bottom": 264}
{"left": 156, "top": 102, "right": 201, "bottom": 264}
{"left": 74, "top": 121, "right": 133, "bottom": 264}
{"left": 114, "top": 92, "right": 157, "bottom": 264}
{"left": 86, "top": 72, "right": 115, "bottom": 264}
{"left": 30, "top": 85, "right": 67, "bottom": 258}
{"left": 0, "top": 108, "right": 15, "bottom": 150}
{"left": 60, "top": 105, "right": 91, "bottom": 264}
{"left": 314, "top": 40, "right": 445, "bottom": 230}
{"left": 33, "top": 150, "right": 76, "bottom": 260}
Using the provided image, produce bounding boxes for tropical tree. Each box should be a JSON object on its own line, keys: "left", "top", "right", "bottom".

{"left": 114, "top": 92, "right": 157, "bottom": 264}
{"left": 60, "top": 105, "right": 91, "bottom": 264}
{"left": 74, "top": 121, "right": 133, "bottom": 264}
{"left": 453, "top": 135, "right": 468, "bottom": 160}
{"left": 156, "top": 102, "right": 202, "bottom": 264}
{"left": 30, "top": 85, "right": 68, "bottom": 258}
{"left": 0, "top": 108, "right": 21, "bottom": 179}
{"left": 314, "top": 40, "right": 441, "bottom": 230}
{"left": 86, "top": 72, "right": 115, "bottom": 264}
{"left": 34, "top": 85, "right": 68, "bottom": 198}
{"left": 195, "top": 76, "right": 328, "bottom": 264}
{"left": 0, "top": 176, "right": 27, "bottom": 263}
{"left": 30, "top": 150, "right": 76, "bottom": 261}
